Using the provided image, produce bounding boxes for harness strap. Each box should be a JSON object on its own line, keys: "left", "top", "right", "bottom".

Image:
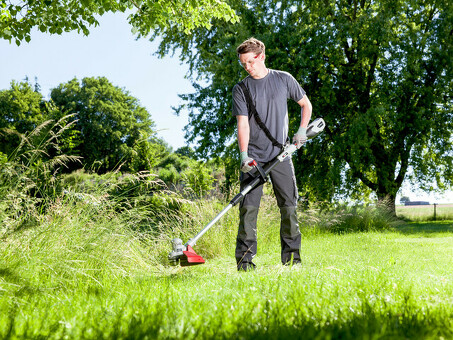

{"left": 238, "top": 81, "right": 284, "bottom": 150}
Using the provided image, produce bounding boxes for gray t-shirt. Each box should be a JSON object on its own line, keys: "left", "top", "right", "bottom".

{"left": 232, "top": 69, "right": 306, "bottom": 162}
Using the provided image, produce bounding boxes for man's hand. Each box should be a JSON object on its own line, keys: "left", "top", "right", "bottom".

{"left": 292, "top": 126, "right": 307, "bottom": 149}
{"left": 240, "top": 151, "right": 255, "bottom": 173}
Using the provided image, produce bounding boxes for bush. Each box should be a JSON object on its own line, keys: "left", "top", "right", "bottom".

{"left": 181, "top": 161, "right": 216, "bottom": 198}
{"left": 158, "top": 166, "right": 181, "bottom": 186}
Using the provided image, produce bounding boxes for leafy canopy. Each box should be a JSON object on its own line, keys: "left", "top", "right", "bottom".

{"left": 50, "top": 76, "right": 156, "bottom": 173}
{"left": 0, "top": 0, "right": 239, "bottom": 45}
{"left": 151, "top": 0, "right": 453, "bottom": 208}
{"left": 0, "top": 77, "right": 164, "bottom": 173}
{"left": 0, "top": 80, "right": 46, "bottom": 155}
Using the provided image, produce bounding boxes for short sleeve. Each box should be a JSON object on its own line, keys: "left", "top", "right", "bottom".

{"left": 232, "top": 83, "right": 249, "bottom": 117}
{"left": 285, "top": 73, "right": 305, "bottom": 102}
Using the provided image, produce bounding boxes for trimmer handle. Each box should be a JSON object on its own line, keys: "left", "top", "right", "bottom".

{"left": 247, "top": 159, "right": 267, "bottom": 183}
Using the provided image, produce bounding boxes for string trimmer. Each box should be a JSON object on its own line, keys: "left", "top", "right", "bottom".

{"left": 168, "top": 117, "right": 326, "bottom": 266}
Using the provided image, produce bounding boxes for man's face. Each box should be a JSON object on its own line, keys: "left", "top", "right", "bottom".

{"left": 238, "top": 52, "right": 265, "bottom": 78}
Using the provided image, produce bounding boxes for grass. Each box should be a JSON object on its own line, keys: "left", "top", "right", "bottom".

{"left": 396, "top": 203, "right": 453, "bottom": 221}
{"left": 2, "top": 193, "right": 453, "bottom": 339}
{"left": 4, "top": 114, "right": 453, "bottom": 338}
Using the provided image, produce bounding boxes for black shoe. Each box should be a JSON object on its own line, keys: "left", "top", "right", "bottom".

{"left": 283, "top": 260, "right": 301, "bottom": 266}
{"left": 237, "top": 262, "right": 256, "bottom": 272}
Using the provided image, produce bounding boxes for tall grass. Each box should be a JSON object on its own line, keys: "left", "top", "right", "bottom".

{"left": 298, "top": 202, "right": 402, "bottom": 234}
{"left": 0, "top": 117, "right": 81, "bottom": 234}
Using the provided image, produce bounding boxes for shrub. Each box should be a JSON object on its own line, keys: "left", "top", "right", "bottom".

{"left": 181, "top": 161, "right": 216, "bottom": 198}
{"left": 158, "top": 166, "right": 181, "bottom": 186}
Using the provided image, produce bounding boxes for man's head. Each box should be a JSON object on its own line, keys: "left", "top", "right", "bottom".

{"left": 237, "top": 38, "right": 267, "bottom": 79}
{"left": 236, "top": 37, "right": 266, "bottom": 57}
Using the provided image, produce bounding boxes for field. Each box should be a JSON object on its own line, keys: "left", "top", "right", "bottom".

{"left": 2, "top": 197, "right": 453, "bottom": 339}
{"left": 396, "top": 203, "right": 453, "bottom": 221}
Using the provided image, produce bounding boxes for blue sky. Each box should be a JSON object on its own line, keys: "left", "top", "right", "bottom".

{"left": 1, "top": 13, "right": 452, "bottom": 203}
{"left": 0, "top": 12, "right": 192, "bottom": 150}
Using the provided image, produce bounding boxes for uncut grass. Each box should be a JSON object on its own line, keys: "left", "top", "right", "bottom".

{"left": 2, "top": 195, "right": 453, "bottom": 339}
{"left": 396, "top": 204, "right": 453, "bottom": 221}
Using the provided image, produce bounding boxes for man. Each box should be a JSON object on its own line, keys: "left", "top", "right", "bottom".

{"left": 232, "top": 37, "right": 312, "bottom": 271}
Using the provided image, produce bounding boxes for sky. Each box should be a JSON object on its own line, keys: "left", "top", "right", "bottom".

{"left": 1, "top": 12, "right": 452, "bottom": 204}
{"left": 0, "top": 12, "right": 193, "bottom": 150}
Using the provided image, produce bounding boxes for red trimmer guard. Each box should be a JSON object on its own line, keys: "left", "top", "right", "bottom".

{"left": 180, "top": 245, "right": 205, "bottom": 266}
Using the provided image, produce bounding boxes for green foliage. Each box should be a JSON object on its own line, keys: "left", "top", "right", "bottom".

{"left": 128, "top": 0, "right": 239, "bottom": 36}
{"left": 129, "top": 137, "right": 170, "bottom": 172}
{"left": 157, "top": 152, "right": 192, "bottom": 172}
{"left": 175, "top": 145, "right": 196, "bottom": 158}
{"left": 153, "top": 0, "right": 453, "bottom": 209}
{"left": 0, "top": 80, "right": 46, "bottom": 155}
{"left": 0, "top": 77, "right": 171, "bottom": 174}
{"left": 0, "top": 151, "right": 6, "bottom": 164}
{"left": 0, "top": 0, "right": 128, "bottom": 45}
{"left": 58, "top": 169, "right": 192, "bottom": 232}
{"left": 50, "top": 77, "right": 156, "bottom": 173}
{"left": 154, "top": 151, "right": 220, "bottom": 198}
{"left": 158, "top": 165, "right": 181, "bottom": 185}
{"left": 181, "top": 161, "right": 216, "bottom": 197}
{"left": 0, "top": 0, "right": 238, "bottom": 46}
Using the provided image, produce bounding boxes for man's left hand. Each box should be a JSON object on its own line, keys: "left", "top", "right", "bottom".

{"left": 292, "top": 126, "right": 307, "bottom": 149}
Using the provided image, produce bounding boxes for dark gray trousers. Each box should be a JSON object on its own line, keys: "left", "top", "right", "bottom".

{"left": 235, "top": 159, "right": 301, "bottom": 267}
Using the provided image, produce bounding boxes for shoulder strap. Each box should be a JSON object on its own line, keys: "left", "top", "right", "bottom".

{"left": 238, "top": 81, "right": 284, "bottom": 149}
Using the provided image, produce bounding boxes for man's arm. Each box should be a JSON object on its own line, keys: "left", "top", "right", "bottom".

{"left": 237, "top": 115, "right": 255, "bottom": 173}
{"left": 237, "top": 115, "right": 250, "bottom": 152}
{"left": 296, "top": 95, "right": 312, "bottom": 128}
{"left": 292, "top": 95, "right": 313, "bottom": 149}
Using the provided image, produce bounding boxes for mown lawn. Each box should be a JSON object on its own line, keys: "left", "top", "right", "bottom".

{"left": 2, "top": 217, "right": 453, "bottom": 339}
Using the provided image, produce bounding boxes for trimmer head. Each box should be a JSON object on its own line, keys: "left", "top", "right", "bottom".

{"left": 180, "top": 245, "right": 205, "bottom": 266}
{"left": 168, "top": 238, "right": 205, "bottom": 266}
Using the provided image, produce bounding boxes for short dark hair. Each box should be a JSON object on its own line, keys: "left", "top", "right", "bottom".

{"left": 236, "top": 38, "right": 265, "bottom": 57}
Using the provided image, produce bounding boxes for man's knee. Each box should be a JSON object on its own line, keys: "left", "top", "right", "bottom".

{"left": 238, "top": 205, "right": 259, "bottom": 239}
{"left": 280, "top": 206, "right": 300, "bottom": 238}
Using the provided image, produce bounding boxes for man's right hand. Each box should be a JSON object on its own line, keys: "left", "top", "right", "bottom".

{"left": 240, "top": 151, "right": 255, "bottom": 173}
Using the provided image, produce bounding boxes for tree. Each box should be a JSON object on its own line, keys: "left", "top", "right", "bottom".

{"left": 0, "top": 0, "right": 238, "bottom": 46}
{"left": 400, "top": 196, "right": 410, "bottom": 204}
{"left": 175, "top": 146, "right": 196, "bottom": 159}
{"left": 0, "top": 80, "right": 46, "bottom": 155}
{"left": 151, "top": 0, "right": 453, "bottom": 211}
{"left": 50, "top": 76, "right": 156, "bottom": 173}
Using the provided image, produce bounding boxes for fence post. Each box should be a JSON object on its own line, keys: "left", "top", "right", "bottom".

{"left": 433, "top": 203, "right": 437, "bottom": 221}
